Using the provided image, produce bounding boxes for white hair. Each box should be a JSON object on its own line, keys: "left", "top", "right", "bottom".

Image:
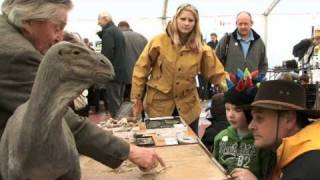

{"left": 98, "top": 10, "right": 112, "bottom": 21}
{"left": 1, "top": 0, "right": 73, "bottom": 28}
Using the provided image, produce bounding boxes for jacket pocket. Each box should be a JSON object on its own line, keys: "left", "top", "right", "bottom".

{"left": 146, "top": 78, "right": 171, "bottom": 94}
{"left": 145, "top": 86, "right": 170, "bottom": 105}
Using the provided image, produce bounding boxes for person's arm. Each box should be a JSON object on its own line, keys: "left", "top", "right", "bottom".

{"left": 130, "top": 38, "right": 158, "bottom": 116}
{"left": 215, "top": 34, "right": 228, "bottom": 65}
{"left": 258, "top": 40, "right": 268, "bottom": 75}
{"left": 129, "top": 144, "right": 165, "bottom": 171}
{"left": 64, "top": 108, "right": 129, "bottom": 168}
{"left": 201, "top": 45, "right": 228, "bottom": 91}
{"left": 101, "top": 29, "right": 115, "bottom": 62}
{"left": 7, "top": 50, "right": 128, "bottom": 168}
{"left": 213, "top": 132, "right": 222, "bottom": 159}
{"left": 292, "top": 39, "right": 312, "bottom": 59}
{"left": 66, "top": 108, "right": 165, "bottom": 170}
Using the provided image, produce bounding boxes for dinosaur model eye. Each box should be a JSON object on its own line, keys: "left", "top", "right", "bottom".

{"left": 100, "top": 59, "right": 106, "bottom": 64}
{"left": 72, "top": 50, "right": 80, "bottom": 55}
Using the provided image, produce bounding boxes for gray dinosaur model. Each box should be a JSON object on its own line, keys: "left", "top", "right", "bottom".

{"left": 0, "top": 41, "right": 114, "bottom": 180}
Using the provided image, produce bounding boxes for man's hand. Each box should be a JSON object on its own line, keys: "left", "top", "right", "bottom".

{"left": 131, "top": 99, "right": 143, "bottom": 117}
{"left": 128, "top": 144, "right": 165, "bottom": 171}
{"left": 229, "top": 168, "right": 257, "bottom": 180}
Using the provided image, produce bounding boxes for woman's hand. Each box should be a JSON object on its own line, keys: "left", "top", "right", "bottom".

{"left": 131, "top": 99, "right": 143, "bottom": 117}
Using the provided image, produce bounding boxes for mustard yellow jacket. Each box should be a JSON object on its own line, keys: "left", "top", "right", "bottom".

{"left": 272, "top": 121, "right": 320, "bottom": 179}
{"left": 131, "top": 33, "right": 227, "bottom": 124}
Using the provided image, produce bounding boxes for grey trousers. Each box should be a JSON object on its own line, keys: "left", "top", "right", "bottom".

{"left": 104, "top": 81, "right": 126, "bottom": 118}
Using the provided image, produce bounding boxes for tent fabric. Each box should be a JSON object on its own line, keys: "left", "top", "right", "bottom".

{"left": 1, "top": 0, "right": 319, "bottom": 68}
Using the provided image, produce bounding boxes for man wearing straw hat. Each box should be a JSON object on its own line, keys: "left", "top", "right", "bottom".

{"left": 230, "top": 80, "right": 320, "bottom": 180}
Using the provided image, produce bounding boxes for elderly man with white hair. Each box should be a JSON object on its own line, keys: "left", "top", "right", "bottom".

{"left": 97, "top": 10, "right": 131, "bottom": 118}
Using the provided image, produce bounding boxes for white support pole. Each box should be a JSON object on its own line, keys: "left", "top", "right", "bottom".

{"left": 161, "top": 0, "right": 169, "bottom": 31}
{"left": 262, "top": 0, "right": 281, "bottom": 50}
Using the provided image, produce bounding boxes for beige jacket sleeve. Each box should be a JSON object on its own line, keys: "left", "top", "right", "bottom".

{"left": 201, "top": 45, "right": 228, "bottom": 88}
{"left": 131, "top": 39, "right": 159, "bottom": 100}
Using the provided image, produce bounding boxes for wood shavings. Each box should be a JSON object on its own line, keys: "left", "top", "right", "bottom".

{"left": 109, "top": 160, "right": 136, "bottom": 174}
{"left": 141, "top": 165, "right": 172, "bottom": 176}
{"left": 97, "top": 117, "right": 139, "bottom": 129}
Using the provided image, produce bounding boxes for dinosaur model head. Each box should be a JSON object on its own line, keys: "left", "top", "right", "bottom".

{"left": 40, "top": 41, "right": 114, "bottom": 86}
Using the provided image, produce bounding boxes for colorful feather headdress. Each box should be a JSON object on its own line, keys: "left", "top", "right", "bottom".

{"left": 222, "top": 68, "right": 266, "bottom": 106}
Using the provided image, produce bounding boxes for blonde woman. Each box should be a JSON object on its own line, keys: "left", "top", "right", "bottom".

{"left": 131, "top": 3, "right": 227, "bottom": 134}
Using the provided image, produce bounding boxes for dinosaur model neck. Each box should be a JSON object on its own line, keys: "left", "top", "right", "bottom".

{"left": 23, "top": 62, "right": 89, "bottom": 142}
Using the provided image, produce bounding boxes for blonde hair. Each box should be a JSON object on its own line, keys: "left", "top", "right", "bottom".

{"left": 167, "top": 3, "right": 203, "bottom": 52}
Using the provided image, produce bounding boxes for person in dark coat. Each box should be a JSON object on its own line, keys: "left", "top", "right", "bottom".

{"left": 0, "top": 0, "right": 163, "bottom": 174}
{"left": 197, "top": 32, "right": 219, "bottom": 100}
{"left": 201, "top": 93, "right": 229, "bottom": 152}
{"left": 292, "top": 29, "right": 320, "bottom": 64}
{"left": 97, "top": 11, "right": 131, "bottom": 118}
{"left": 118, "top": 21, "right": 148, "bottom": 101}
{"left": 292, "top": 39, "right": 312, "bottom": 60}
{"left": 207, "top": 32, "right": 218, "bottom": 50}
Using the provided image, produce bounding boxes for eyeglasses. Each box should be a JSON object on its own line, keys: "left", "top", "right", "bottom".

{"left": 176, "top": 3, "right": 198, "bottom": 13}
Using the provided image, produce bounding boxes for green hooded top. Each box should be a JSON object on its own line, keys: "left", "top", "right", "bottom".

{"left": 214, "top": 126, "right": 273, "bottom": 179}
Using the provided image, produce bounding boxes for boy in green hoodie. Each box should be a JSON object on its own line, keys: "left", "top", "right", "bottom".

{"left": 213, "top": 70, "right": 274, "bottom": 179}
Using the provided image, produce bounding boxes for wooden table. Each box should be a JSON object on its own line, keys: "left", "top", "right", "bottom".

{"left": 81, "top": 119, "right": 227, "bottom": 180}
{"left": 81, "top": 145, "right": 226, "bottom": 180}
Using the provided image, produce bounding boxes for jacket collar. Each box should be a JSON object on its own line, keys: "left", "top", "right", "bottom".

{"left": 231, "top": 28, "right": 261, "bottom": 42}
{"left": 97, "top": 21, "right": 115, "bottom": 38}
{"left": 102, "top": 21, "right": 115, "bottom": 30}
{"left": 277, "top": 121, "right": 320, "bottom": 169}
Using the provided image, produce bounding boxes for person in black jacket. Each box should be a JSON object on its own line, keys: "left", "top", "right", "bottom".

{"left": 207, "top": 32, "right": 218, "bottom": 50}
{"left": 292, "top": 29, "right": 320, "bottom": 64}
{"left": 201, "top": 93, "right": 228, "bottom": 151}
{"left": 97, "top": 11, "right": 131, "bottom": 118}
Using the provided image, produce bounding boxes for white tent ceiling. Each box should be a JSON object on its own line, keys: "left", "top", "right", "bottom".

{"left": 0, "top": 0, "right": 320, "bottom": 67}
{"left": 66, "top": 0, "right": 320, "bottom": 67}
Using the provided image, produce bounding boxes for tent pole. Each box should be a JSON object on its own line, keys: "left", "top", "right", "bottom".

{"left": 263, "top": 0, "right": 281, "bottom": 16}
{"left": 161, "top": 0, "right": 169, "bottom": 31}
{"left": 262, "top": 0, "right": 281, "bottom": 54}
